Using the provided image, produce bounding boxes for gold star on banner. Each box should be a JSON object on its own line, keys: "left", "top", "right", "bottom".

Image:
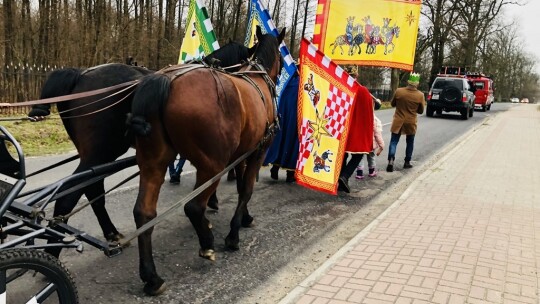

{"left": 406, "top": 10, "right": 415, "bottom": 26}
{"left": 308, "top": 112, "right": 332, "bottom": 146}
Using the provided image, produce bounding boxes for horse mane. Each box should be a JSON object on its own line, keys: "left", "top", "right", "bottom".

{"left": 204, "top": 41, "right": 249, "bottom": 69}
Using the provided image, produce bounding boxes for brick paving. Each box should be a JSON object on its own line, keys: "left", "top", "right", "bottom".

{"left": 280, "top": 105, "right": 540, "bottom": 304}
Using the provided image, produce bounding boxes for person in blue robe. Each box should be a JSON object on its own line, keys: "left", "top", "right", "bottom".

{"left": 264, "top": 71, "right": 300, "bottom": 183}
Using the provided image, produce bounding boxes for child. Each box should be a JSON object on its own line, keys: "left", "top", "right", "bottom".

{"left": 356, "top": 99, "right": 384, "bottom": 179}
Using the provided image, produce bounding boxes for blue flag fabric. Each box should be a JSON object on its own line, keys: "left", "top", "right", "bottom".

{"left": 245, "top": 0, "right": 297, "bottom": 107}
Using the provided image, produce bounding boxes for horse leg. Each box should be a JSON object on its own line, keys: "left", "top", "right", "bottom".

{"left": 225, "top": 151, "right": 264, "bottom": 250}
{"left": 207, "top": 191, "right": 219, "bottom": 210}
{"left": 84, "top": 181, "right": 123, "bottom": 242}
{"left": 133, "top": 167, "right": 167, "bottom": 296}
{"left": 184, "top": 170, "right": 220, "bottom": 261}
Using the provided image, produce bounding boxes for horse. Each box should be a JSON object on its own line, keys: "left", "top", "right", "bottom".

{"left": 350, "top": 25, "right": 365, "bottom": 55}
{"left": 383, "top": 25, "right": 400, "bottom": 55}
{"left": 127, "top": 25, "right": 284, "bottom": 296}
{"left": 28, "top": 40, "right": 253, "bottom": 258}
{"left": 366, "top": 25, "right": 383, "bottom": 54}
{"left": 329, "top": 16, "right": 355, "bottom": 55}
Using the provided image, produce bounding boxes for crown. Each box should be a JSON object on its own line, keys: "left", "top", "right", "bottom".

{"left": 408, "top": 72, "right": 420, "bottom": 84}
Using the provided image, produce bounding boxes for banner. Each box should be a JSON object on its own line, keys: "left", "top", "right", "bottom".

{"left": 245, "top": 0, "right": 297, "bottom": 105}
{"left": 296, "top": 38, "right": 359, "bottom": 194}
{"left": 178, "top": 0, "right": 220, "bottom": 64}
{"left": 312, "top": 0, "right": 422, "bottom": 70}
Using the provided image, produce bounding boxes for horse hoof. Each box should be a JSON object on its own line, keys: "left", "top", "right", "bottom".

{"left": 106, "top": 232, "right": 130, "bottom": 247}
{"left": 208, "top": 200, "right": 219, "bottom": 210}
{"left": 225, "top": 237, "right": 239, "bottom": 251}
{"left": 143, "top": 280, "right": 166, "bottom": 296}
{"left": 199, "top": 249, "right": 216, "bottom": 261}
{"left": 241, "top": 215, "right": 254, "bottom": 228}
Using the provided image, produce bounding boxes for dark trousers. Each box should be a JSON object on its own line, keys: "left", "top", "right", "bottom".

{"left": 340, "top": 153, "right": 363, "bottom": 180}
{"left": 387, "top": 133, "right": 415, "bottom": 162}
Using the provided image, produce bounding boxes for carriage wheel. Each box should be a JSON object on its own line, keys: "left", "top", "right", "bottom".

{"left": 0, "top": 248, "right": 79, "bottom": 304}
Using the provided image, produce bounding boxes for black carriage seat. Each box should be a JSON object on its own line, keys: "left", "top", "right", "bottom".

{"left": 0, "top": 137, "right": 20, "bottom": 179}
{"left": 0, "top": 138, "right": 19, "bottom": 204}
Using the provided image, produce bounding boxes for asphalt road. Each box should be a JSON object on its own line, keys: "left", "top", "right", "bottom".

{"left": 18, "top": 103, "right": 514, "bottom": 304}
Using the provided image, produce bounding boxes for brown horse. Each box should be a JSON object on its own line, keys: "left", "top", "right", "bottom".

{"left": 128, "top": 26, "right": 285, "bottom": 295}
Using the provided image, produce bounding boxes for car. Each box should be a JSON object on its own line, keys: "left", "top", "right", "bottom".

{"left": 520, "top": 98, "right": 529, "bottom": 103}
{"left": 426, "top": 76, "right": 476, "bottom": 120}
{"left": 511, "top": 97, "right": 519, "bottom": 103}
{"left": 466, "top": 72, "right": 494, "bottom": 111}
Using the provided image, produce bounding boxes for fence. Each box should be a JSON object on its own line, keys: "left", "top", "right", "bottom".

{"left": 0, "top": 63, "right": 62, "bottom": 115}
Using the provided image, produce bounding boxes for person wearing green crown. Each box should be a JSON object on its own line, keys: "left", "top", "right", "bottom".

{"left": 386, "top": 72, "right": 425, "bottom": 172}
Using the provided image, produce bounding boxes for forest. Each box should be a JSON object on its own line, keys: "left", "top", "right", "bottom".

{"left": 1, "top": 0, "right": 538, "bottom": 106}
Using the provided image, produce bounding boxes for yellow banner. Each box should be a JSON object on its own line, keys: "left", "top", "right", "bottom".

{"left": 312, "top": 0, "right": 421, "bottom": 70}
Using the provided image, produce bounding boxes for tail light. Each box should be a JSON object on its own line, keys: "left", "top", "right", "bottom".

{"left": 462, "top": 93, "right": 467, "bottom": 102}
{"left": 427, "top": 91, "right": 432, "bottom": 101}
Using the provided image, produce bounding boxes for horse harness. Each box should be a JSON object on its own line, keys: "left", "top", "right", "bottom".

{"left": 157, "top": 61, "right": 279, "bottom": 149}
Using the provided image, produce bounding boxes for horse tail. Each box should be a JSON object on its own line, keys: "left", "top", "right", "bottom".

{"left": 128, "top": 73, "right": 171, "bottom": 136}
{"left": 28, "top": 68, "right": 82, "bottom": 117}
{"left": 40, "top": 68, "right": 81, "bottom": 99}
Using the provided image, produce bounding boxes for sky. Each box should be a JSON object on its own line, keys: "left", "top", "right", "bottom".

{"left": 505, "top": 1, "right": 540, "bottom": 75}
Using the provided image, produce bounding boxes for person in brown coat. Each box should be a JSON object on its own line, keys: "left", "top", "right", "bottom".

{"left": 386, "top": 73, "right": 425, "bottom": 172}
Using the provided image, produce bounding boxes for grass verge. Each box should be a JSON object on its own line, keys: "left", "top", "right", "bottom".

{"left": 1, "top": 118, "right": 74, "bottom": 157}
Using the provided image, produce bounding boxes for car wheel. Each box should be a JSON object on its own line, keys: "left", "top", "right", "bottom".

{"left": 487, "top": 104, "right": 491, "bottom": 111}
{"left": 481, "top": 105, "right": 486, "bottom": 111}
{"left": 469, "top": 107, "right": 474, "bottom": 117}
{"left": 426, "top": 105, "right": 434, "bottom": 117}
{"left": 461, "top": 108, "right": 469, "bottom": 120}
{"left": 436, "top": 109, "right": 442, "bottom": 116}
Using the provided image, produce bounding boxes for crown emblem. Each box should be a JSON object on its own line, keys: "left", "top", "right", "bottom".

{"left": 408, "top": 72, "right": 420, "bottom": 84}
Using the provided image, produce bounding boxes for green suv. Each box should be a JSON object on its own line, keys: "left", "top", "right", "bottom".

{"left": 426, "top": 76, "right": 476, "bottom": 120}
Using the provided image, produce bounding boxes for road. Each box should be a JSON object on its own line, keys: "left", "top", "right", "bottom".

{"left": 20, "top": 103, "right": 514, "bottom": 304}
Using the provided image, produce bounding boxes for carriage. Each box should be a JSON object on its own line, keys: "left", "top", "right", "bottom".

{"left": 0, "top": 27, "right": 284, "bottom": 302}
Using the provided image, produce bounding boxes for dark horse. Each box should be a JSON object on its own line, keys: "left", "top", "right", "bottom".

{"left": 28, "top": 40, "right": 253, "bottom": 257}
{"left": 128, "top": 26, "right": 284, "bottom": 295}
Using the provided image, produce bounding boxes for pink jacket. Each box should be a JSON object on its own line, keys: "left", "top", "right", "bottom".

{"left": 373, "top": 116, "right": 384, "bottom": 150}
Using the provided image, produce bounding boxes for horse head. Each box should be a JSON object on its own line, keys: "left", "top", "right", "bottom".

{"left": 393, "top": 25, "right": 400, "bottom": 38}
{"left": 254, "top": 25, "right": 285, "bottom": 83}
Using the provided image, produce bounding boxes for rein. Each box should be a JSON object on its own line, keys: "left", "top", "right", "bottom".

{"left": 114, "top": 148, "right": 256, "bottom": 248}
{"left": 0, "top": 80, "right": 139, "bottom": 107}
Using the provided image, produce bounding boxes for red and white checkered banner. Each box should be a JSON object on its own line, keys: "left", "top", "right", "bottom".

{"left": 295, "top": 38, "right": 360, "bottom": 194}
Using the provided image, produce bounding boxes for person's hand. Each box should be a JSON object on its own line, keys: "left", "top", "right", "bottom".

{"left": 376, "top": 147, "right": 383, "bottom": 156}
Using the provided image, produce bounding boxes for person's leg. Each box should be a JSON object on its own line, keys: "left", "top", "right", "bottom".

{"left": 355, "top": 154, "right": 365, "bottom": 179}
{"left": 404, "top": 135, "right": 415, "bottom": 168}
{"left": 169, "top": 156, "right": 181, "bottom": 184}
{"left": 176, "top": 157, "right": 187, "bottom": 174}
{"left": 387, "top": 133, "right": 400, "bottom": 172}
{"left": 168, "top": 162, "right": 175, "bottom": 178}
{"left": 367, "top": 151, "right": 377, "bottom": 176}
{"left": 339, "top": 154, "right": 363, "bottom": 193}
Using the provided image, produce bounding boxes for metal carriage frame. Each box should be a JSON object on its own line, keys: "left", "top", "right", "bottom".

{"left": 0, "top": 125, "right": 138, "bottom": 303}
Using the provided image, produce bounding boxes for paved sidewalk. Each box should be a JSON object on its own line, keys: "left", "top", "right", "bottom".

{"left": 280, "top": 105, "right": 540, "bottom": 304}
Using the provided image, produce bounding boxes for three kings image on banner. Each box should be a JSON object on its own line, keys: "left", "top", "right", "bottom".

{"left": 312, "top": 0, "right": 421, "bottom": 70}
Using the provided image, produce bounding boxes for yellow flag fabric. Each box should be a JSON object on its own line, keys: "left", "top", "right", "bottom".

{"left": 312, "top": 0, "right": 421, "bottom": 70}
{"left": 296, "top": 39, "right": 361, "bottom": 195}
{"left": 178, "top": 0, "right": 219, "bottom": 64}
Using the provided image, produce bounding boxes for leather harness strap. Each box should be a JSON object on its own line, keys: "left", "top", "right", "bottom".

{"left": 0, "top": 80, "right": 139, "bottom": 107}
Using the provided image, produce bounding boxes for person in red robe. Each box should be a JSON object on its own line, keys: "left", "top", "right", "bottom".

{"left": 338, "top": 71, "right": 374, "bottom": 193}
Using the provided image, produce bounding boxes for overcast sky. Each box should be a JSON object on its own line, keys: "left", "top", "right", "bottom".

{"left": 504, "top": 1, "right": 540, "bottom": 75}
